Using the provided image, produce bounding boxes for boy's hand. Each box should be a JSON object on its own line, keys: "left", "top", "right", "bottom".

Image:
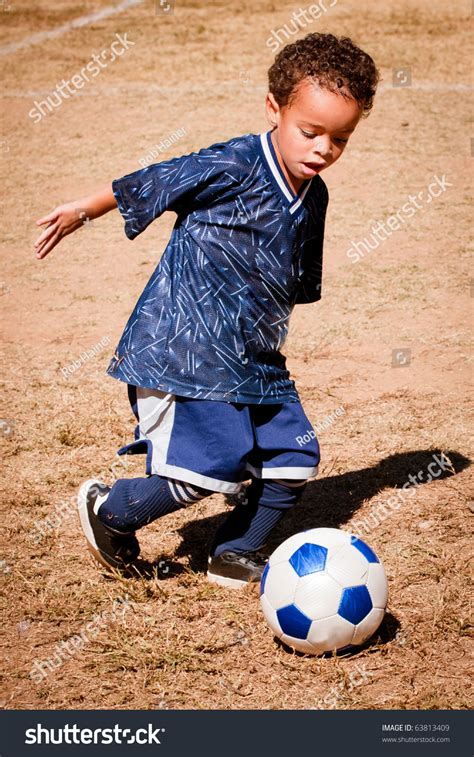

{"left": 34, "top": 202, "right": 92, "bottom": 259}
{"left": 34, "top": 184, "right": 117, "bottom": 259}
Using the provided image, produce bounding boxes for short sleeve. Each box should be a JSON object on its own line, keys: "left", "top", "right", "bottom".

{"left": 112, "top": 139, "right": 248, "bottom": 240}
{"left": 294, "top": 180, "right": 329, "bottom": 305}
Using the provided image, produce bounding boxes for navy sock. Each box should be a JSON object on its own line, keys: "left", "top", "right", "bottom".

{"left": 210, "top": 478, "right": 307, "bottom": 557}
{"left": 210, "top": 502, "right": 284, "bottom": 556}
{"left": 98, "top": 474, "right": 210, "bottom": 532}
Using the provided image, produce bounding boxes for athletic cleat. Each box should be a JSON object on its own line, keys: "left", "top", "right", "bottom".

{"left": 207, "top": 549, "right": 268, "bottom": 589}
{"left": 77, "top": 479, "right": 140, "bottom": 571}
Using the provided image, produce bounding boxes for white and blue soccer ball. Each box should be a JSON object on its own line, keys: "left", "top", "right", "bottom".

{"left": 260, "top": 528, "right": 388, "bottom": 655}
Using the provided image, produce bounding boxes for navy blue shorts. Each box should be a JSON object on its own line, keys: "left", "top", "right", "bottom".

{"left": 116, "top": 385, "right": 320, "bottom": 494}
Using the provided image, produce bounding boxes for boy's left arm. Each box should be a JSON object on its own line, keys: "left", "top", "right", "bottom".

{"left": 112, "top": 141, "right": 249, "bottom": 241}
{"left": 294, "top": 184, "right": 329, "bottom": 304}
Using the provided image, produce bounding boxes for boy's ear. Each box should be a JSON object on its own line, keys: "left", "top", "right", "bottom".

{"left": 265, "top": 92, "right": 280, "bottom": 128}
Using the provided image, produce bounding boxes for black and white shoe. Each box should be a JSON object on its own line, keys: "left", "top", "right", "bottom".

{"left": 207, "top": 550, "right": 267, "bottom": 589}
{"left": 77, "top": 479, "right": 140, "bottom": 571}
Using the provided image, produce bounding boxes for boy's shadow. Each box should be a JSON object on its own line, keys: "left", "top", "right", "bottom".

{"left": 174, "top": 448, "right": 469, "bottom": 574}
{"left": 153, "top": 448, "right": 469, "bottom": 652}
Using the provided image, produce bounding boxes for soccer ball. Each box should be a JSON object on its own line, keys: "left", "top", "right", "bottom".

{"left": 260, "top": 528, "right": 388, "bottom": 655}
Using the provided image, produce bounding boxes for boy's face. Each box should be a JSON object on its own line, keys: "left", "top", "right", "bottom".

{"left": 265, "top": 78, "right": 363, "bottom": 191}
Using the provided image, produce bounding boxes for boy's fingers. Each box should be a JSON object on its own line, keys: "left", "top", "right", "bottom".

{"left": 36, "top": 211, "right": 57, "bottom": 226}
{"left": 35, "top": 226, "right": 61, "bottom": 256}
{"left": 36, "top": 230, "right": 61, "bottom": 259}
{"left": 34, "top": 222, "right": 58, "bottom": 247}
{"left": 35, "top": 237, "right": 51, "bottom": 256}
{"left": 37, "top": 230, "right": 60, "bottom": 255}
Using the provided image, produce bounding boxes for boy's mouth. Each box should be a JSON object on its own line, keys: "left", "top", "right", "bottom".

{"left": 301, "top": 161, "right": 325, "bottom": 173}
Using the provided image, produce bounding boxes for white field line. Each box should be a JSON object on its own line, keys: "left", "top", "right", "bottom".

{"left": 1, "top": 82, "right": 473, "bottom": 99}
{"left": 379, "top": 83, "right": 474, "bottom": 92}
{"left": 0, "top": 0, "right": 146, "bottom": 57}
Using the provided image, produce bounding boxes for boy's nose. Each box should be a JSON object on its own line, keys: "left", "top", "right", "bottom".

{"left": 312, "top": 137, "right": 331, "bottom": 158}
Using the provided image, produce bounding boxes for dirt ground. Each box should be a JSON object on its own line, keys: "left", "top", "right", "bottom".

{"left": 1, "top": 0, "right": 473, "bottom": 711}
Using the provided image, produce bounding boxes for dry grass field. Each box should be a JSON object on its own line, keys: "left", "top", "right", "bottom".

{"left": 1, "top": 0, "right": 473, "bottom": 711}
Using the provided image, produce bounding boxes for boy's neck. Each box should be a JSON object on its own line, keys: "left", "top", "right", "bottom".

{"left": 270, "top": 129, "right": 304, "bottom": 195}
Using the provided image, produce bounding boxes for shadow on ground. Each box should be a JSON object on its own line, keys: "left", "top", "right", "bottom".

{"left": 275, "top": 611, "right": 402, "bottom": 656}
{"left": 174, "top": 448, "right": 470, "bottom": 574}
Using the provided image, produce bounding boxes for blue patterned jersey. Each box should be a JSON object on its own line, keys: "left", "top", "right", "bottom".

{"left": 107, "top": 130, "right": 329, "bottom": 404}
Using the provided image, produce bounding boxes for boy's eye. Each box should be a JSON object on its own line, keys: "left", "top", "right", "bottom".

{"left": 300, "top": 129, "right": 348, "bottom": 144}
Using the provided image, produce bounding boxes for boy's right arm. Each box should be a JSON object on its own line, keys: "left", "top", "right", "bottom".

{"left": 34, "top": 183, "right": 117, "bottom": 260}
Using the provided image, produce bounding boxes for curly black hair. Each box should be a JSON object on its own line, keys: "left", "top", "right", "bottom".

{"left": 268, "top": 33, "right": 380, "bottom": 117}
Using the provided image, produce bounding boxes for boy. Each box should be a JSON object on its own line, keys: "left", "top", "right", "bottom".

{"left": 34, "top": 33, "right": 379, "bottom": 588}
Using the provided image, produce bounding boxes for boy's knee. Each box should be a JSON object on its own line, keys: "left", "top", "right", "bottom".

{"left": 274, "top": 477, "right": 308, "bottom": 488}
{"left": 166, "top": 477, "right": 212, "bottom": 506}
{"left": 257, "top": 477, "right": 308, "bottom": 510}
{"left": 276, "top": 478, "right": 308, "bottom": 504}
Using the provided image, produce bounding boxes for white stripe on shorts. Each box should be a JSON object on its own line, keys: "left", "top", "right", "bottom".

{"left": 245, "top": 463, "right": 319, "bottom": 480}
{"left": 272, "top": 478, "right": 308, "bottom": 487}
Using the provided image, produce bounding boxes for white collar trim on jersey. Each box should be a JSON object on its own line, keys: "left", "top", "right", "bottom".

{"left": 259, "top": 131, "right": 313, "bottom": 215}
